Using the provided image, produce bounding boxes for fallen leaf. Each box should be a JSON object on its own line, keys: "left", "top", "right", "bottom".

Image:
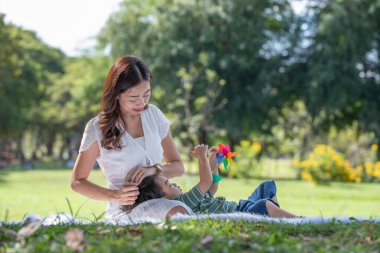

{"left": 64, "top": 228, "right": 86, "bottom": 252}
{"left": 115, "top": 227, "right": 125, "bottom": 234}
{"left": 17, "top": 221, "right": 42, "bottom": 240}
{"left": 302, "top": 236, "right": 313, "bottom": 242}
{"left": 127, "top": 227, "right": 142, "bottom": 236}
{"left": 255, "top": 224, "right": 265, "bottom": 229}
{"left": 238, "top": 232, "right": 250, "bottom": 241}
{"left": 96, "top": 229, "right": 111, "bottom": 236}
{"left": 200, "top": 235, "right": 213, "bottom": 248}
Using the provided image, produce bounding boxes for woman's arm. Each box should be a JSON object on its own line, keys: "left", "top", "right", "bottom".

{"left": 161, "top": 131, "right": 185, "bottom": 178}
{"left": 125, "top": 131, "right": 184, "bottom": 184}
{"left": 71, "top": 141, "right": 139, "bottom": 205}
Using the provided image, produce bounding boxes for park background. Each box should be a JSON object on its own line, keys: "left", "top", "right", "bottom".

{"left": 0, "top": 0, "right": 379, "bottom": 221}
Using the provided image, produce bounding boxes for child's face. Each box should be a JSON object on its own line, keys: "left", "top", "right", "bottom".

{"left": 155, "top": 175, "right": 183, "bottom": 198}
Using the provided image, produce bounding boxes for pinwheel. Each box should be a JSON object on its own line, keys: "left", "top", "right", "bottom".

{"left": 216, "top": 144, "right": 237, "bottom": 170}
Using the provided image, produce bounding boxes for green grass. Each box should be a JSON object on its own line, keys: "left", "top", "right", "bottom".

{"left": 1, "top": 169, "right": 380, "bottom": 221}
{"left": 1, "top": 167, "right": 380, "bottom": 252}
{"left": 1, "top": 219, "right": 379, "bottom": 252}
{"left": 0, "top": 169, "right": 106, "bottom": 221}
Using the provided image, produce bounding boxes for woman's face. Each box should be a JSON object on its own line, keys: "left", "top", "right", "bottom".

{"left": 118, "top": 81, "right": 151, "bottom": 116}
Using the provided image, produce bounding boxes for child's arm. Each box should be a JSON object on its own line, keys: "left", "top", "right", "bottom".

{"left": 208, "top": 147, "right": 219, "bottom": 195}
{"left": 190, "top": 144, "right": 212, "bottom": 193}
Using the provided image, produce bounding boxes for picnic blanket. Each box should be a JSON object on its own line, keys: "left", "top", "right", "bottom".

{"left": 1, "top": 213, "right": 379, "bottom": 226}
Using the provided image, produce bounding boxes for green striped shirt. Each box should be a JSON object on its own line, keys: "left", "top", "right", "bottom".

{"left": 172, "top": 185, "right": 238, "bottom": 214}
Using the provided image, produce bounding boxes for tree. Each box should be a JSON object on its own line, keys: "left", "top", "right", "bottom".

{"left": 0, "top": 15, "right": 65, "bottom": 160}
{"left": 291, "top": 0, "right": 380, "bottom": 158}
{"left": 97, "top": 0, "right": 296, "bottom": 149}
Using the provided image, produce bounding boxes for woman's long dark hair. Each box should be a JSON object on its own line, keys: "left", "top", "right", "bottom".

{"left": 121, "top": 175, "right": 164, "bottom": 213}
{"left": 99, "top": 55, "right": 152, "bottom": 150}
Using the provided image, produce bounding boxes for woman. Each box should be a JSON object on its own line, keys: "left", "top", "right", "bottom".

{"left": 71, "top": 55, "right": 192, "bottom": 221}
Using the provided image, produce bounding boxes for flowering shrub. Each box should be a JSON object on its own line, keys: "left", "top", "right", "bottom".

{"left": 370, "top": 144, "right": 378, "bottom": 162}
{"left": 294, "top": 145, "right": 359, "bottom": 184}
{"left": 356, "top": 162, "right": 380, "bottom": 183}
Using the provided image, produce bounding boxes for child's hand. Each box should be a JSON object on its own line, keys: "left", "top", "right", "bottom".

{"left": 189, "top": 144, "right": 209, "bottom": 159}
{"left": 208, "top": 146, "right": 218, "bottom": 172}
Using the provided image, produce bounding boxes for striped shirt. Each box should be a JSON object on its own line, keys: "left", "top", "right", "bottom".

{"left": 172, "top": 185, "right": 238, "bottom": 214}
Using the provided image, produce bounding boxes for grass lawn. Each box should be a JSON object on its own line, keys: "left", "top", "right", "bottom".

{"left": 0, "top": 169, "right": 379, "bottom": 221}
{"left": 1, "top": 218, "right": 380, "bottom": 252}
{"left": 1, "top": 168, "right": 380, "bottom": 252}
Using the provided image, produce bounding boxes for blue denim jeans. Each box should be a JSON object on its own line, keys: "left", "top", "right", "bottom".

{"left": 237, "top": 180, "right": 279, "bottom": 216}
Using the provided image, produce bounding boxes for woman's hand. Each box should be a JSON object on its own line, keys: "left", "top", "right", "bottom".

{"left": 111, "top": 182, "right": 139, "bottom": 205}
{"left": 189, "top": 144, "right": 209, "bottom": 159}
{"left": 125, "top": 166, "right": 156, "bottom": 184}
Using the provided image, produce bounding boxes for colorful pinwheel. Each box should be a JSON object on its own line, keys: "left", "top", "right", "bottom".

{"left": 216, "top": 144, "right": 237, "bottom": 170}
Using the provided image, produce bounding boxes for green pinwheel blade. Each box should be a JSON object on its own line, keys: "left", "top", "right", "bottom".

{"left": 223, "top": 159, "right": 229, "bottom": 170}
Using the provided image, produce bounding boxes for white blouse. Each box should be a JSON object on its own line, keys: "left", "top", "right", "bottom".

{"left": 79, "top": 104, "right": 193, "bottom": 221}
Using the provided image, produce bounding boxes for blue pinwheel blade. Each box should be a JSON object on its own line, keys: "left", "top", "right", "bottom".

{"left": 216, "top": 152, "right": 224, "bottom": 164}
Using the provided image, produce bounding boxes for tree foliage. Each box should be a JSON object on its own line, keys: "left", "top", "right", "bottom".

{"left": 1, "top": 0, "right": 379, "bottom": 162}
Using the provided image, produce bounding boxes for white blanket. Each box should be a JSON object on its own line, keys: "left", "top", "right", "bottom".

{"left": 1, "top": 213, "right": 379, "bottom": 226}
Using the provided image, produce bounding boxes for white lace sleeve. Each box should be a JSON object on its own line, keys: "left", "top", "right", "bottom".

{"left": 79, "top": 118, "right": 98, "bottom": 152}
{"left": 150, "top": 105, "right": 171, "bottom": 140}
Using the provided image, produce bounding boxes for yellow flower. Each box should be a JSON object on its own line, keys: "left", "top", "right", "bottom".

{"left": 364, "top": 162, "right": 373, "bottom": 172}
{"left": 293, "top": 160, "right": 301, "bottom": 167}
{"left": 240, "top": 140, "right": 250, "bottom": 148}
{"left": 371, "top": 144, "right": 378, "bottom": 151}
{"left": 301, "top": 171, "right": 313, "bottom": 182}
{"left": 251, "top": 142, "right": 262, "bottom": 154}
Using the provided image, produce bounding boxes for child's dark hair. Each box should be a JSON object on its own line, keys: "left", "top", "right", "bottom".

{"left": 121, "top": 174, "right": 164, "bottom": 212}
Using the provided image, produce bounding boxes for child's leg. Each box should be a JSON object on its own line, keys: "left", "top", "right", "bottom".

{"left": 239, "top": 180, "right": 279, "bottom": 209}
{"left": 265, "top": 201, "right": 296, "bottom": 218}
{"left": 246, "top": 180, "right": 278, "bottom": 202}
{"left": 239, "top": 199, "right": 297, "bottom": 218}
{"left": 271, "top": 195, "right": 279, "bottom": 206}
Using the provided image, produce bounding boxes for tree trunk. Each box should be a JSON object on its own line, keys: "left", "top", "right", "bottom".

{"left": 46, "top": 134, "right": 55, "bottom": 158}
{"left": 299, "top": 134, "right": 308, "bottom": 161}
{"left": 16, "top": 137, "right": 25, "bottom": 163}
{"left": 67, "top": 137, "right": 74, "bottom": 160}
{"left": 227, "top": 136, "right": 237, "bottom": 152}
{"left": 197, "top": 128, "right": 208, "bottom": 145}
{"left": 59, "top": 139, "right": 66, "bottom": 160}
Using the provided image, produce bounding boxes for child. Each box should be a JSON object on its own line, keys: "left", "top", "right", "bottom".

{"left": 122, "top": 144, "right": 298, "bottom": 218}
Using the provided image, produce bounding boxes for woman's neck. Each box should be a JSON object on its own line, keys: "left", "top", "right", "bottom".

{"left": 120, "top": 110, "right": 140, "bottom": 122}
